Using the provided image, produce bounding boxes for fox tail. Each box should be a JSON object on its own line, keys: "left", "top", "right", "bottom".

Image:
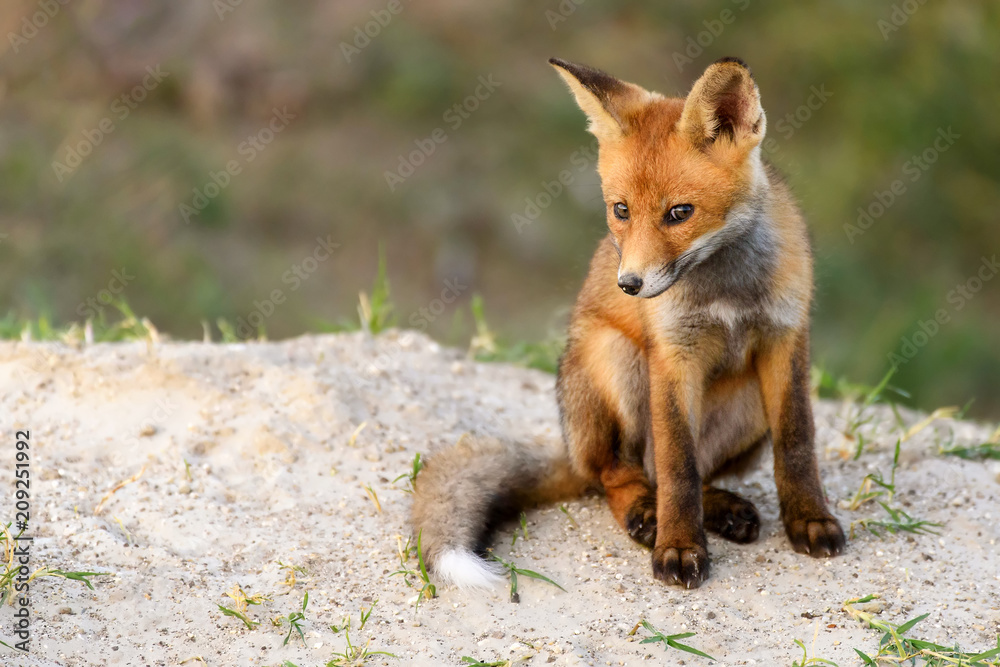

{"left": 411, "top": 435, "right": 588, "bottom": 589}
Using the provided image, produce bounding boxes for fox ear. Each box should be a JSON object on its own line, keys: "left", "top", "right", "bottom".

{"left": 549, "top": 58, "right": 656, "bottom": 142}
{"left": 679, "top": 57, "right": 765, "bottom": 149}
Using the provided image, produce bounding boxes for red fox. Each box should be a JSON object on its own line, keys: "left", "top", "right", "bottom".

{"left": 412, "top": 57, "right": 845, "bottom": 589}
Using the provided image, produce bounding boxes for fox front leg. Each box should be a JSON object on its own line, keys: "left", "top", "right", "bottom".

{"left": 756, "top": 330, "right": 845, "bottom": 557}
{"left": 647, "top": 348, "right": 709, "bottom": 588}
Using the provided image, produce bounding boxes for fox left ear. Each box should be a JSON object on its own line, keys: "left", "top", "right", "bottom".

{"left": 678, "top": 57, "right": 766, "bottom": 149}
{"left": 549, "top": 58, "right": 657, "bottom": 143}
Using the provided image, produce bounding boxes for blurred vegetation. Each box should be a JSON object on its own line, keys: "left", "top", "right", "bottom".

{"left": 0, "top": 1, "right": 997, "bottom": 417}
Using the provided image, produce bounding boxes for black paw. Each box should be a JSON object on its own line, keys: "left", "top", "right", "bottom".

{"left": 651, "top": 543, "right": 710, "bottom": 589}
{"left": 785, "top": 516, "right": 846, "bottom": 557}
{"left": 625, "top": 494, "right": 657, "bottom": 548}
{"left": 705, "top": 494, "right": 760, "bottom": 544}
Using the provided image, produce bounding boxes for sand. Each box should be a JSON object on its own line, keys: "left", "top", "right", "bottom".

{"left": 1, "top": 331, "right": 998, "bottom": 667}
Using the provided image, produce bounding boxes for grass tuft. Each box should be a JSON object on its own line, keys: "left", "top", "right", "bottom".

{"left": 845, "top": 439, "right": 941, "bottom": 540}
{"left": 845, "top": 595, "right": 1000, "bottom": 665}
{"left": 388, "top": 531, "right": 435, "bottom": 612}
{"left": 633, "top": 619, "right": 715, "bottom": 661}
{"left": 488, "top": 553, "right": 565, "bottom": 604}
{"left": 328, "top": 599, "right": 397, "bottom": 666}
{"left": 358, "top": 244, "right": 395, "bottom": 335}
{"left": 277, "top": 561, "right": 307, "bottom": 589}
{"left": 846, "top": 439, "right": 902, "bottom": 511}
{"left": 1, "top": 300, "right": 155, "bottom": 344}
{"left": 850, "top": 501, "right": 942, "bottom": 540}
{"left": 791, "top": 637, "right": 839, "bottom": 666}
{"left": 1, "top": 523, "right": 112, "bottom": 606}
{"left": 468, "top": 294, "right": 563, "bottom": 374}
{"left": 938, "top": 442, "right": 1000, "bottom": 461}
{"left": 845, "top": 368, "right": 907, "bottom": 459}
{"left": 510, "top": 512, "right": 528, "bottom": 548}
{"left": 391, "top": 452, "right": 423, "bottom": 494}
{"left": 217, "top": 584, "right": 267, "bottom": 630}
{"left": 273, "top": 591, "right": 309, "bottom": 646}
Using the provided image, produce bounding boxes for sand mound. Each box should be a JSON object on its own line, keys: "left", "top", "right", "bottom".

{"left": 1, "top": 331, "right": 997, "bottom": 666}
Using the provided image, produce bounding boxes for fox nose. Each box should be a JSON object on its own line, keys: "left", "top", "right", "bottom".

{"left": 618, "top": 274, "right": 643, "bottom": 296}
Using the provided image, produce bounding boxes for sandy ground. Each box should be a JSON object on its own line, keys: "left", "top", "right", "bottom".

{"left": 0, "top": 331, "right": 998, "bottom": 667}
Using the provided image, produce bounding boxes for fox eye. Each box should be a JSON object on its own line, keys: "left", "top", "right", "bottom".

{"left": 613, "top": 202, "right": 629, "bottom": 220}
{"left": 666, "top": 204, "right": 694, "bottom": 224}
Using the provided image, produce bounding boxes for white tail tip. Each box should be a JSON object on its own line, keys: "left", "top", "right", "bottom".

{"left": 435, "top": 549, "right": 504, "bottom": 589}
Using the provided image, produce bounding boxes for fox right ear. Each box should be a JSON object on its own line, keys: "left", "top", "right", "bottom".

{"left": 678, "top": 57, "right": 766, "bottom": 150}
{"left": 549, "top": 58, "right": 656, "bottom": 143}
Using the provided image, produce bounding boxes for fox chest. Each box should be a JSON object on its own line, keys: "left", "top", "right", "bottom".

{"left": 659, "top": 297, "right": 802, "bottom": 378}
{"left": 695, "top": 315, "right": 758, "bottom": 379}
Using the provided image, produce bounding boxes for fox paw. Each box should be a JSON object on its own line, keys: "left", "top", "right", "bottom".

{"left": 703, "top": 489, "right": 760, "bottom": 544}
{"left": 785, "top": 516, "right": 845, "bottom": 557}
{"left": 625, "top": 495, "right": 657, "bottom": 548}
{"left": 651, "top": 543, "right": 710, "bottom": 589}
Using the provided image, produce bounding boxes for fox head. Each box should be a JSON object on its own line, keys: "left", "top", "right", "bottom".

{"left": 550, "top": 57, "right": 769, "bottom": 298}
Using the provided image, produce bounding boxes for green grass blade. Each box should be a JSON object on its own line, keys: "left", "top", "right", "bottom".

{"left": 512, "top": 568, "right": 566, "bottom": 593}
{"left": 217, "top": 604, "right": 257, "bottom": 629}
{"left": 941, "top": 443, "right": 1000, "bottom": 460}
{"left": 863, "top": 367, "right": 897, "bottom": 408}
{"left": 847, "top": 594, "right": 879, "bottom": 604}
{"left": 969, "top": 645, "right": 1000, "bottom": 661}
{"left": 854, "top": 648, "right": 876, "bottom": 665}
{"left": 666, "top": 638, "right": 716, "bottom": 661}
{"left": 47, "top": 570, "right": 112, "bottom": 590}
{"left": 639, "top": 620, "right": 714, "bottom": 661}
{"left": 416, "top": 530, "right": 430, "bottom": 583}
{"left": 895, "top": 612, "right": 929, "bottom": 635}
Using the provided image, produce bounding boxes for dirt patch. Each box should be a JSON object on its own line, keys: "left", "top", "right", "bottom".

{"left": 1, "top": 331, "right": 998, "bottom": 666}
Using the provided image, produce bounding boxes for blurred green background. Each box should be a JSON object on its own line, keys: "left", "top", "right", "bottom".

{"left": 1, "top": 1, "right": 998, "bottom": 417}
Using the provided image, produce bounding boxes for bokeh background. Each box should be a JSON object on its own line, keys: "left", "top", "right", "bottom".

{"left": 1, "top": 1, "right": 998, "bottom": 417}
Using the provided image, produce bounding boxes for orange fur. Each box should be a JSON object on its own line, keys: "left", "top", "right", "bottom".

{"left": 552, "top": 56, "right": 844, "bottom": 587}
{"left": 410, "top": 57, "right": 844, "bottom": 591}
